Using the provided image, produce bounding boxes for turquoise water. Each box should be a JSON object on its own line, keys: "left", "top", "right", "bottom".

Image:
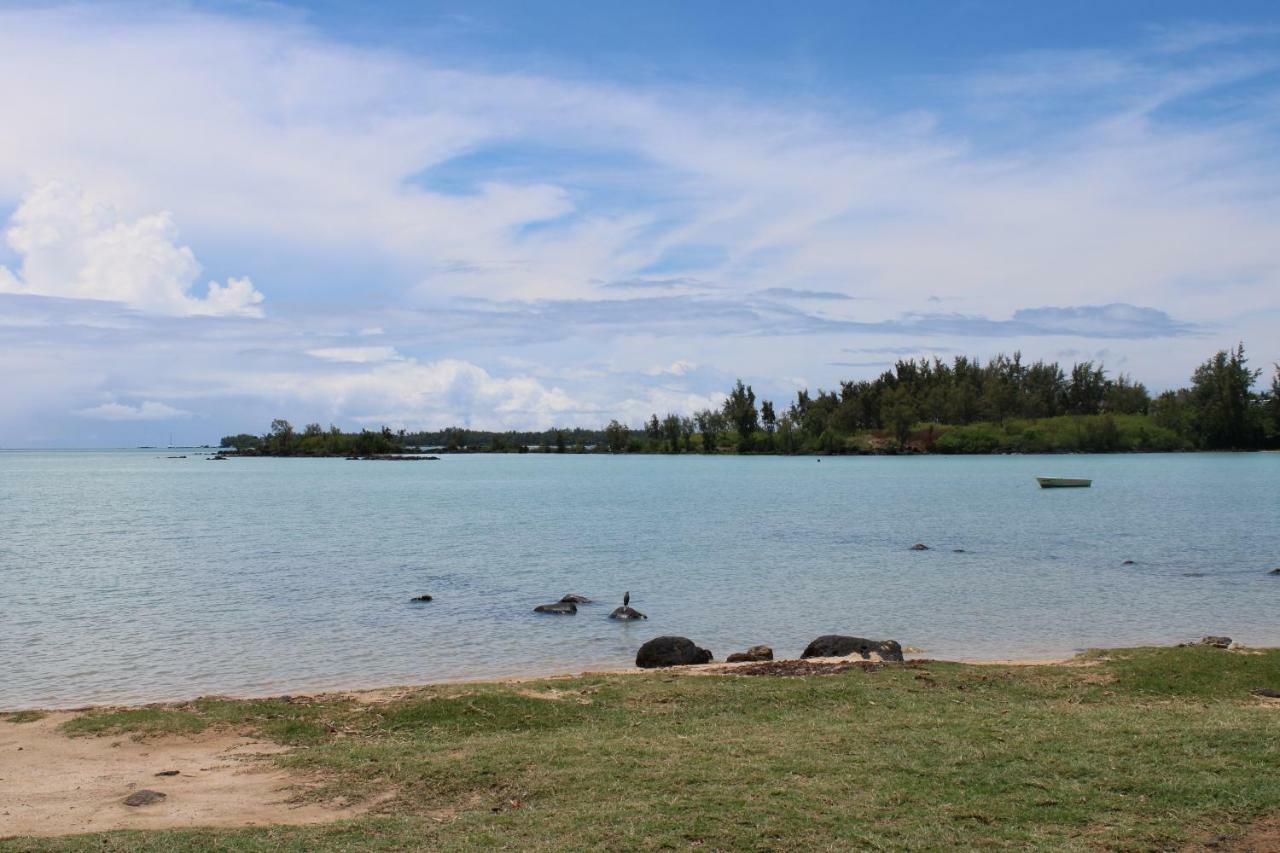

{"left": 1, "top": 450, "right": 1277, "bottom": 708}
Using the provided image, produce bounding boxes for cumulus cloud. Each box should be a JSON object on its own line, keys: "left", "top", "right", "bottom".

{"left": 0, "top": 183, "right": 264, "bottom": 317}
{"left": 235, "top": 358, "right": 580, "bottom": 429}
{"left": 76, "top": 400, "right": 191, "bottom": 421}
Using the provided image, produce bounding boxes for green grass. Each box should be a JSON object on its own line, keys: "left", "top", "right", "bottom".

{"left": 7, "top": 648, "right": 1280, "bottom": 851}
{"left": 0, "top": 710, "right": 45, "bottom": 724}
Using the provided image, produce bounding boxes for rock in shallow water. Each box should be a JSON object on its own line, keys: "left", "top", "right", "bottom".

{"left": 559, "top": 594, "right": 592, "bottom": 604}
{"left": 909, "top": 543, "right": 929, "bottom": 551}
{"left": 801, "top": 635, "right": 904, "bottom": 662}
{"left": 609, "top": 606, "right": 647, "bottom": 620}
{"left": 1199, "top": 636, "right": 1232, "bottom": 648}
{"left": 410, "top": 594, "right": 433, "bottom": 602}
{"left": 636, "top": 636, "right": 713, "bottom": 668}
{"left": 726, "top": 645, "right": 774, "bottom": 663}
{"left": 534, "top": 602, "right": 577, "bottom": 615}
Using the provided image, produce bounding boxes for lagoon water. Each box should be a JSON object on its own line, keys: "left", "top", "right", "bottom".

{"left": 1, "top": 449, "right": 1277, "bottom": 708}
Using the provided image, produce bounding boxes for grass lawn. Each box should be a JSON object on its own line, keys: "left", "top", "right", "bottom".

{"left": 5, "top": 647, "right": 1280, "bottom": 851}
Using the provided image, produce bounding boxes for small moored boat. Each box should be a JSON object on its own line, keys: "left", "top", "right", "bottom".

{"left": 1036, "top": 477, "right": 1091, "bottom": 488}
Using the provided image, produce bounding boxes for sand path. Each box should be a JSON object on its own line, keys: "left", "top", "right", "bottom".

{"left": 0, "top": 712, "right": 360, "bottom": 839}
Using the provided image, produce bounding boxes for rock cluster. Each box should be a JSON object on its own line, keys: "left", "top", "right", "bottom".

{"left": 800, "top": 635, "right": 904, "bottom": 662}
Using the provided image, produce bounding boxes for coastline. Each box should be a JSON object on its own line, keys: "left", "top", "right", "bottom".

{"left": 3, "top": 651, "right": 1117, "bottom": 714}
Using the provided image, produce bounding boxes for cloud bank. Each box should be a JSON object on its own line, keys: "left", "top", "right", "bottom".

{"left": 0, "top": 183, "right": 264, "bottom": 317}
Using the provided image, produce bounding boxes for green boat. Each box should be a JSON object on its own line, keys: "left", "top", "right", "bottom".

{"left": 1036, "top": 477, "right": 1092, "bottom": 488}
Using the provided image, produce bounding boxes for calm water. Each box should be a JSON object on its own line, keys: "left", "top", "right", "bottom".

{"left": 1, "top": 450, "right": 1277, "bottom": 708}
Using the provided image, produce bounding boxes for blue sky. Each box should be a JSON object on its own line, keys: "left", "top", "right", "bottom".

{"left": 1, "top": 1, "right": 1278, "bottom": 446}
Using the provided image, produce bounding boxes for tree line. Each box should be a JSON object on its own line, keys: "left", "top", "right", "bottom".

{"left": 222, "top": 343, "right": 1280, "bottom": 456}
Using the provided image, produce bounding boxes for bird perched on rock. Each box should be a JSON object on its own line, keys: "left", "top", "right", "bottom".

{"left": 610, "top": 591, "right": 646, "bottom": 621}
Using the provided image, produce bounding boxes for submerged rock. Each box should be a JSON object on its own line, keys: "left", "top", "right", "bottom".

{"left": 1269, "top": 568, "right": 1280, "bottom": 576}
{"left": 609, "top": 606, "right": 647, "bottom": 620}
{"left": 123, "top": 790, "right": 166, "bottom": 807}
{"left": 534, "top": 602, "right": 577, "bottom": 615}
{"left": 410, "top": 594, "right": 433, "bottom": 602}
{"left": 726, "top": 644, "right": 773, "bottom": 663}
{"left": 636, "top": 636, "right": 713, "bottom": 668}
{"left": 909, "top": 543, "right": 929, "bottom": 551}
{"left": 1121, "top": 560, "right": 1136, "bottom": 566}
{"left": 560, "top": 594, "right": 593, "bottom": 604}
{"left": 1199, "top": 636, "right": 1232, "bottom": 648}
{"left": 801, "top": 635, "right": 904, "bottom": 662}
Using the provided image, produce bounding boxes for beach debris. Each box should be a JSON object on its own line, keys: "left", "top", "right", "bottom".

{"left": 609, "top": 591, "right": 647, "bottom": 620}
{"left": 1198, "top": 636, "right": 1233, "bottom": 648}
{"left": 726, "top": 644, "right": 774, "bottom": 663}
{"left": 1251, "top": 688, "right": 1280, "bottom": 698}
{"left": 636, "top": 636, "right": 714, "bottom": 668}
{"left": 909, "top": 543, "right": 929, "bottom": 551}
{"left": 801, "top": 635, "right": 905, "bottom": 662}
{"left": 560, "top": 593, "right": 593, "bottom": 604}
{"left": 410, "top": 594, "right": 433, "bottom": 603}
{"left": 534, "top": 602, "right": 577, "bottom": 615}
{"left": 123, "top": 790, "right": 166, "bottom": 807}
{"left": 718, "top": 659, "right": 879, "bottom": 677}
{"left": 154, "top": 770, "right": 180, "bottom": 777}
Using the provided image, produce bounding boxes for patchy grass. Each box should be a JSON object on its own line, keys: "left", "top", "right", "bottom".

{"left": 10, "top": 648, "right": 1280, "bottom": 851}
{"left": 1, "top": 710, "right": 45, "bottom": 724}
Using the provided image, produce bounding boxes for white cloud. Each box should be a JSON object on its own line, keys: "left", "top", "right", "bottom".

{"left": 76, "top": 400, "right": 191, "bottom": 421}
{"left": 645, "top": 359, "right": 696, "bottom": 376}
{"left": 234, "top": 358, "right": 581, "bottom": 430}
{"left": 307, "top": 346, "right": 402, "bottom": 364}
{"left": 0, "top": 182, "right": 264, "bottom": 317}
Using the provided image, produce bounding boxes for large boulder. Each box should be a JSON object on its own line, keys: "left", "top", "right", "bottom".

{"left": 534, "top": 602, "right": 577, "bottom": 615}
{"left": 609, "top": 606, "right": 647, "bottom": 621}
{"left": 636, "top": 636, "right": 713, "bottom": 668}
{"left": 726, "top": 645, "right": 774, "bottom": 663}
{"left": 801, "top": 635, "right": 904, "bottom": 662}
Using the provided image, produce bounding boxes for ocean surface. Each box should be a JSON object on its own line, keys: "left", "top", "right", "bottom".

{"left": 1, "top": 449, "right": 1277, "bottom": 708}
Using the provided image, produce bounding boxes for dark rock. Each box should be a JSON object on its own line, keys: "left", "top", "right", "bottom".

{"left": 1121, "top": 560, "right": 1136, "bottom": 566}
{"left": 609, "top": 606, "right": 647, "bottom": 620}
{"left": 1251, "top": 688, "right": 1280, "bottom": 698}
{"left": 801, "top": 635, "right": 904, "bottom": 662}
{"left": 534, "top": 602, "right": 577, "bottom": 615}
{"left": 1199, "top": 636, "right": 1232, "bottom": 648}
{"left": 154, "top": 770, "right": 180, "bottom": 777}
{"left": 123, "top": 790, "right": 166, "bottom": 807}
{"left": 636, "top": 636, "right": 713, "bottom": 668}
{"left": 952, "top": 548, "right": 967, "bottom": 553}
{"left": 726, "top": 644, "right": 773, "bottom": 663}
{"left": 1183, "top": 572, "right": 1206, "bottom": 578}
{"left": 410, "top": 594, "right": 433, "bottom": 602}
{"left": 560, "top": 594, "right": 593, "bottom": 604}
{"left": 909, "top": 543, "right": 929, "bottom": 551}
{"left": 1269, "top": 568, "right": 1280, "bottom": 576}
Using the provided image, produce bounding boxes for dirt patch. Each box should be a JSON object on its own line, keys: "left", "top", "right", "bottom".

{"left": 1189, "top": 814, "right": 1280, "bottom": 851}
{"left": 0, "top": 712, "right": 367, "bottom": 839}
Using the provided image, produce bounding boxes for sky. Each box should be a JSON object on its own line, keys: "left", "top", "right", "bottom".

{"left": 1, "top": 1, "right": 1278, "bottom": 447}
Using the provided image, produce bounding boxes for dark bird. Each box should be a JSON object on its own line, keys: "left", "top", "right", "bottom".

{"left": 623, "top": 591, "right": 630, "bottom": 607}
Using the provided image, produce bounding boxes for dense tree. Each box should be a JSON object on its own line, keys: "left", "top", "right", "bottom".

{"left": 722, "top": 379, "right": 759, "bottom": 449}
{"left": 604, "top": 419, "right": 629, "bottom": 453}
{"left": 1188, "top": 344, "right": 1261, "bottom": 449}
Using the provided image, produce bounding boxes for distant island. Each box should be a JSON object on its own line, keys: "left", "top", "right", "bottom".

{"left": 221, "top": 343, "right": 1279, "bottom": 457}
